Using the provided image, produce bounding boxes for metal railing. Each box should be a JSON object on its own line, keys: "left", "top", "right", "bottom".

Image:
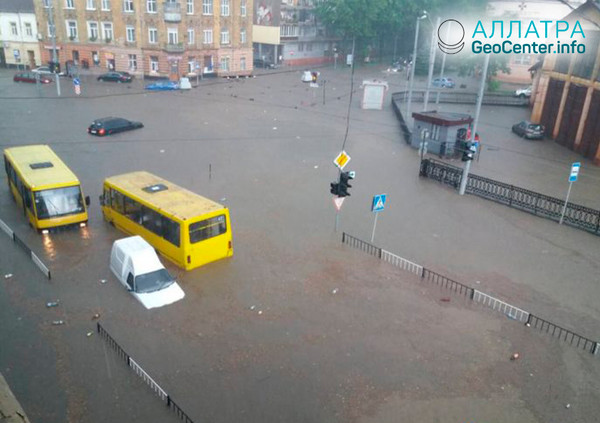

{"left": 381, "top": 250, "right": 422, "bottom": 276}
{"left": 391, "top": 91, "right": 529, "bottom": 107}
{"left": 0, "top": 217, "right": 51, "bottom": 279}
{"left": 97, "top": 323, "right": 196, "bottom": 422}
{"left": 473, "top": 290, "right": 529, "bottom": 322}
{"left": 341, "top": 232, "right": 381, "bottom": 258}
{"left": 421, "top": 267, "right": 473, "bottom": 297}
{"left": 526, "top": 314, "right": 598, "bottom": 354}
{"left": 341, "top": 232, "right": 599, "bottom": 357}
{"left": 420, "top": 159, "right": 600, "bottom": 236}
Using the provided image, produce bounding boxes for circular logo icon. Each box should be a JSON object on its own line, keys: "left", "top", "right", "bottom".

{"left": 438, "top": 19, "right": 465, "bottom": 54}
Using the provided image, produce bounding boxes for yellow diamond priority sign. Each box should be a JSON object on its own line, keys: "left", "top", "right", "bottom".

{"left": 333, "top": 150, "right": 351, "bottom": 170}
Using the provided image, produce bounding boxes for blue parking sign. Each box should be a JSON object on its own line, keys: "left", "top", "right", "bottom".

{"left": 73, "top": 77, "right": 80, "bottom": 86}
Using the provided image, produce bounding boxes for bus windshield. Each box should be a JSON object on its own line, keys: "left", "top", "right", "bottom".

{"left": 34, "top": 186, "right": 84, "bottom": 219}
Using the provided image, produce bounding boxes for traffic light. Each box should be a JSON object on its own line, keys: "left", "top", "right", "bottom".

{"left": 462, "top": 142, "right": 476, "bottom": 161}
{"left": 330, "top": 181, "right": 340, "bottom": 196}
{"left": 338, "top": 171, "right": 353, "bottom": 197}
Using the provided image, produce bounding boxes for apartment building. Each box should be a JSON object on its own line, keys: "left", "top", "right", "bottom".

{"left": 33, "top": 0, "right": 253, "bottom": 77}
{"left": 530, "top": 0, "right": 600, "bottom": 164}
{"left": 0, "top": 0, "right": 41, "bottom": 69}
{"left": 253, "top": 0, "right": 337, "bottom": 67}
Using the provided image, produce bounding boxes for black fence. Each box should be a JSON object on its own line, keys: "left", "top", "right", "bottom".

{"left": 421, "top": 268, "right": 474, "bottom": 298}
{"left": 526, "top": 314, "right": 599, "bottom": 354}
{"left": 0, "top": 218, "right": 51, "bottom": 279}
{"left": 341, "top": 232, "right": 382, "bottom": 258}
{"left": 341, "top": 232, "right": 599, "bottom": 357}
{"left": 97, "top": 323, "right": 196, "bottom": 423}
{"left": 420, "top": 159, "right": 600, "bottom": 237}
{"left": 390, "top": 95, "right": 412, "bottom": 144}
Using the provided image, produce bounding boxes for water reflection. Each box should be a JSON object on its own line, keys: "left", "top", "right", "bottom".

{"left": 42, "top": 233, "right": 56, "bottom": 260}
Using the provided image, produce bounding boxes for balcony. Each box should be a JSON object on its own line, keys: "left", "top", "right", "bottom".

{"left": 164, "top": 42, "right": 184, "bottom": 53}
{"left": 163, "top": 2, "right": 181, "bottom": 22}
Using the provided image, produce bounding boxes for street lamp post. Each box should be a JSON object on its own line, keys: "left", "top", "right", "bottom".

{"left": 47, "top": 2, "right": 60, "bottom": 96}
{"left": 423, "top": 16, "right": 440, "bottom": 111}
{"left": 406, "top": 12, "right": 428, "bottom": 123}
{"left": 459, "top": 53, "right": 490, "bottom": 196}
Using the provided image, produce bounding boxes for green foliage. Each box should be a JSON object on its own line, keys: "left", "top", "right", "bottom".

{"left": 487, "top": 79, "right": 501, "bottom": 92}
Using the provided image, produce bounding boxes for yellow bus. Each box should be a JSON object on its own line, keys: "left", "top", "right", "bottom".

{"left": 3, "top": 145, "right": 90, "bottom": 232}
{"left": 100, "top": 171, "right": 233, "bottom": 270}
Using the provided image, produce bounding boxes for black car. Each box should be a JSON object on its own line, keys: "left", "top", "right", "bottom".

{"left": 253, "top": 58, "right": 277, "bottom": 69}
{"left": 87, "top": 117, "right": 143, "bottom": 136}
{"left": 97, "top": 71, "right": 133, "bottom": 83}
{"left": 511, "top": 120, "right": 544, "bottom": 139}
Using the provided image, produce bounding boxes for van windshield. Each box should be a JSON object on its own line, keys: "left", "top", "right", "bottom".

{"left": 135, "top": 269, "right": 174, "bottom": 293}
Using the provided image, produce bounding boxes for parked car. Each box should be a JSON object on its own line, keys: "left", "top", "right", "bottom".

{"left": 110, "top": 236, "right": 185, "bottom": 309}
{"left": 13, "top": 72, "right": 52, "bottom": 84}
{"left": 432, "top": 77, "right": 455, "bottom": 88}
{"left": 87, "top": 117, "right": 143, "bottom": 136}
{"left": 145, "top": 80, "right": 179, "bottom": 91}
{"left": 253, "top": 58, "right": 277, "bottom": 69}
{"left": 97, "top": 71, "right": 133, "bottom": 83}
{"left": 515, "top": 85, "right": 532, "bottom": 98}
{"left": 511, "top": 120, "right": 544, "bottom": 139}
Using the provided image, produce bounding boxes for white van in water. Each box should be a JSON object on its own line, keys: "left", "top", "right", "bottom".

{"left": 110, "top": 236, "right": 185, "bottom": 309}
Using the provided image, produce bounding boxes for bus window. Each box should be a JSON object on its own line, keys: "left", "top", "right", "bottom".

{"left": 124, "top": 195, "right": 142, "bottom": 224}
{"left": 162, "top": 216, "right": 180, "bottom": 247}
{"left": 34, "top": 186, "right": 84, "bottom": 220}
{"left": 111, "top": 189, "right": 125, "bottom": 214}
{"left": 189, "top": 215, "right": 227, "bottom": 243}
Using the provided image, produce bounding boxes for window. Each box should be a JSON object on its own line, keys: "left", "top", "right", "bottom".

{"left": 240, "top": 28, "right": 246, "bottom": 44}
{"left": 168, "top": 28, "right": 178, "bottom": 44}
{"left": 67, "top": 21, "right": 78, "bottom": 39}
{"left": 220, "top": 29, "right": 229, "bottom": 44}
{"left": 306, "top": 43, "right": 313, "bottom": 51}
{"left": 188, "top": 57, "right": 196, "bottom": 73}
{"left": 146, "top": 0, "right": 156, "bottom": 13}
{"left": 88, "top": 22, "right": 99, "bottom": 40}
{"left": 10, "top": 22, "right": 17, "bottom": 36}
{"left": 102, "top": 22, "right": 113, "bottom": 40}
{"left": 47, "top": 23, "right": 55, "bottom": 37}
{"left": 189, "top": 215, "right": 226, "bottom": 243}
{"left": 65, "top": 0, "right": 74, "bottom": 9}
{"left": 240, "top": 56, "right": 246, "bottom": 70}
{"left": 126, "top": 26, "right": 135, "bottom": 42}
{"left": 221, "top": 0, "right": 229, "bottom": 16}
{"left": 123, "top": 195, "right": 142, "bottom": 223}
{"left": 102, "top": 0, "right": 110, "bottom": 10}
{"left": 187, "top": 0, "right": 194, "bottom": 14}
{"left": 187, "top": 28, "right": 194, "bottom": 44}
{"left": 202, "top": 0, "right": 212, "bottom": 15}
{"left": 203, "top": 29, "right": 212, "bottom": 44}
{"left": 241, "top": 0, "right": 246, "bottom": 17}
{"left": 111, "top": 189, "right": 124, "bottom": 214}
{"left": 298, "top": 43, "right": 304, "bottom": 52}
{"left": 150, "top": 56, "right": 159, "bottom": 72}
{"left": 128, "top": 54, "right": 137, "bottom": 70}
{"left": 123, "top": 0, "right": 134, "bottom": 12}
{"left": 148, "top": 28, "right": 157, "bottom": 43}
{"left": 86, "top": 0, "right": 95, "bottom": 10}
{"left": 220, "top": 56, "right": 230, "bottom": 71}
{"left": 25, "top": 23, "right": 33, "bottom": 37}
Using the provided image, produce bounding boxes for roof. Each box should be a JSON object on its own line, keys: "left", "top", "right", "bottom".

{"left": 4, "top": 145, "right": 80, "bottom": 189}
{"left": 113, "top": 236, "right": 163, "bottom": 275}
{"left": 412, "top": 111, "right": 473, "bottom": 127}
{"left": 0, "top": 0, "right": 35, "bottom": 13}
{"left": 105, "top": 171, "right": 225, "bottom": 221}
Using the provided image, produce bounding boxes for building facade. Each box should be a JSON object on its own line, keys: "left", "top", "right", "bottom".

{"left": 530, "top": 0, "right": 600, "bottom": 164}
{"left": 253, "top": 0, "right": 337, "bottom": 67}
{"left": 0, "top": 0, "right": 42, "bottom": 69}
{"left": 33, "top": 0, "right": 253, "bottom": 78}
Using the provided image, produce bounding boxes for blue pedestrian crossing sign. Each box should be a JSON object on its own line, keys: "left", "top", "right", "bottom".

{"left": 371, "top": 194, "right": 387, "bottom": 213}
{"left": 73, "top": 77, "right": 81, "bottom": 86}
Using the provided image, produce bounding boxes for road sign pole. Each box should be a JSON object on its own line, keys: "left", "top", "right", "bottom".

{"left": 559, "top": 181, "right": 573, "bottom": 225}
{"left": 335, "top": 210, "right": 340, "bottom": 233}
{"left": 371, "top": 212, "right": 379, "bottom": 243}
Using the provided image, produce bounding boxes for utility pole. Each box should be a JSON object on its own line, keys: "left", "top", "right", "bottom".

{"left": 436, "top": 20, "right": 452, "bottom": 105}
{"left": 423, "top": 17, "right": 440, "bottom": 111}
{"left": 459, "top": 53, "right": 489, "bottom": 196}
{"left": 406, "top": 12, "right": 427, "bottom": 123}
{"left": 47, "top": 1, "right": 60, "bottom": 96}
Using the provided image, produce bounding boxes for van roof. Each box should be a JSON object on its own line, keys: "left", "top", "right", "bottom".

{"left": 112, "top": 236, "right": 164, "bottom": 274}
{"left": 104, "top": 171, "right": 225, "bottom": 221}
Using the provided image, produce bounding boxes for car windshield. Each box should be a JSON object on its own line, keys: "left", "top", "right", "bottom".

{"left": 135, "top": 269, "right": 174, "bottom": 293}
{"left": 34, "top": 186, "right": 85, "bottom": 219}
{"left": 528, "top": 124, "right": 542, "bottom": 130}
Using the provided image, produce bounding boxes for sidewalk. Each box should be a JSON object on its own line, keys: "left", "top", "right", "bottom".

{"left": 0, "top": 373, "right": 31, "bottom": 423}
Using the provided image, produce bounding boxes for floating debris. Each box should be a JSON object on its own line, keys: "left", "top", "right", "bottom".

{"left": 258, "top": 310, "right": 263, "bottom": 315}
{"left": 92, "top": 313, "right": 100, "bottom": 320}
{"left": 100, "top": 279, "right": 107, "bottom": 284}
{"left": 331, "top": 288, "right": 339, "bottom": 294}
{"left": 52, "top": 320, "right": 65, "bottom": 326}
{"left": 440, "top": 298, "right": 450, "bottom": 302}
{"left": 4, "top": 274, "right": 13, "bottom": 279}
{"left": 46, "top": 301, "right": 60, "bottom": 308}
{"left": 86, "top": 332, "right": 94, "bottom": 337}
{"left": 249, "top": 305, "right": 256, "bottom": 311}
{"left": 510, "top": 352, "right": 520, "bottom": 361}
